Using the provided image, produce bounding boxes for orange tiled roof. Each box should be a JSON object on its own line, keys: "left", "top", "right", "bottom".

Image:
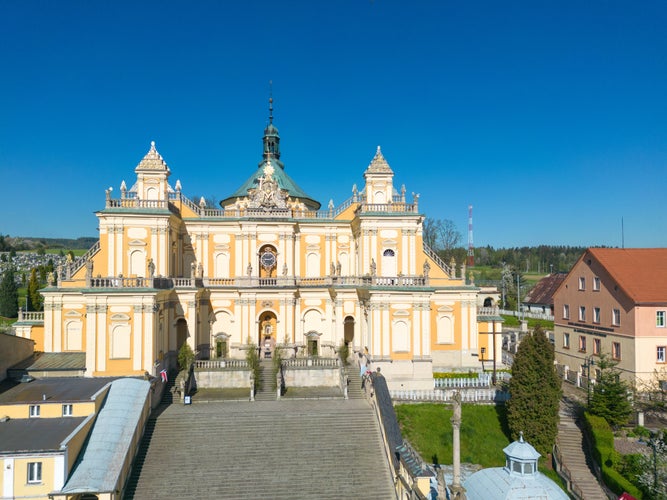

{"left": 588, "top": 248, "right": 667, "bottom": 304}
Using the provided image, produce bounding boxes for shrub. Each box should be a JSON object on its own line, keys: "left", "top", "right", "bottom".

{"left": 583, "top": 412, "right": 644, "bottom": 498}
{"left": 434, "top": 372, "right": 479, "bottom": 380}
{"left": 246, "top": 343, "right": 260, "bottom": 391}
{"left": 177, "top": 343, "right": 195, "bottom": 372}
{"left": 338, "top": 342, "right": 350, "bottom": 366}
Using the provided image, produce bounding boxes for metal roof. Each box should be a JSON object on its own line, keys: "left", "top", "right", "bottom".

{"left": 58, "top": 378, "right": 150, "bottom": 495}
{"left": 0, "top": 417, "right": 87, "bottom": 454}
{"left": 0, "top": 377, "right": 112, "bottom": 404}
{"left": 463, "top": 468, "right": 569, "bottom": 499}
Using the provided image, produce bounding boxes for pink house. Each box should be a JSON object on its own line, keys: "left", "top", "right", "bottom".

{"left": 553, "top": 248, "right": 667, "bottom": 386}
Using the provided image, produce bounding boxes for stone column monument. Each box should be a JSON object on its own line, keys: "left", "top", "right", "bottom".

{"left": 450, "top": 391, "right": 466, "bottom": 499}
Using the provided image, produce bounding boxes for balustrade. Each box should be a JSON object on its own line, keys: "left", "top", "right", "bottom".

{"left": 390, "top": 388, "right": 509, "bottom": 403}
{"left": 282, "top": 357, "right": 340, "bottom": 368}
{"left": 17, "top": 310, "right": 44, "bottom": 322}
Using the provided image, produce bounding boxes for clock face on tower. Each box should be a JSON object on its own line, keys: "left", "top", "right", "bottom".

{"left": 260, "top": 249, "right": 277, "bottom": 270}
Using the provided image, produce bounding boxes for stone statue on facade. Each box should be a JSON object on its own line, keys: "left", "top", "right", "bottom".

{"left": 370, "top": 258, "right": 376, "bottom": 276}
{"left": 247, "top": 263, "right": 252, "bottom": 276}
{"left": 336, "top": 261, "right": 342, "bottom": 276}
{"left": 85, "top": 260, "right": 93, "bottom": 280}
{"left": 423, "top": 260, "right": 430, "bottom": 278}
{"left": 147, "top": 258, "right": 155, "bottom": 278}
{"left": 282, "top": 263, "right": 288, "bottom": 276}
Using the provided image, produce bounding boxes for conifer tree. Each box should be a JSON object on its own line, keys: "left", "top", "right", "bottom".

{"left": 27, "top": 268, "right": 43, "bottom": 311}
{"left": 0, "top": 266, "right": 19, "bottom": 318}
{"left": 507, "top": 326, "right": 562, "bottom": 456}
{"left": 589, "top": 354, "right": 632, "bottom": 428}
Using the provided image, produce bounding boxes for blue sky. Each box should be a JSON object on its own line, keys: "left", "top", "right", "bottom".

{"left": 1, "top": 1, "right": 665, "bottom": 248}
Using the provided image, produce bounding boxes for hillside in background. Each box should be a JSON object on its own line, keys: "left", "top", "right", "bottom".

{"left": 0, "top": 235, "right": 96, "bottom": 252}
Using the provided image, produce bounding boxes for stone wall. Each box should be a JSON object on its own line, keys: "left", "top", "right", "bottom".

{"left": 0, "top": 332, "right": 34, "bottom": 382}
{"left": 283, "top": 366, "right": 339, "bottom": 387}
{"left": 194, "top": 368, "right": 251, "bottom": 389}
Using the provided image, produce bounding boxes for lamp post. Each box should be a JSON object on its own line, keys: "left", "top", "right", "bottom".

{"left": 480, "top": 347, "right": 486, "bottom": 372}
{"left": 582, "top": 355, "right": 595, "bottom": 406}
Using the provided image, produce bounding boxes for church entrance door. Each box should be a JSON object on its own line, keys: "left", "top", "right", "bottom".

{"left": 258, "top": 311, "right": 277, "bottom": 359}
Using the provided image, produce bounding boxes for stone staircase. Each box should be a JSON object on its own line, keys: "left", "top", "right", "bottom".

{"left": 123, "top": 398, "right": 395, "bottom": 499}
{"left": 345, "top": 362, "right": 364, "bottom": 399}
{"left": 255, "top": 359, "right": 275, "bottom": 401}
{"left": 556, "top": 397, "right": 607, "bottom": 500}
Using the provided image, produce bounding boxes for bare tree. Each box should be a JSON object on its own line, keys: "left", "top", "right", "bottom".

{"left": 423, "top": 218, "right": 462, "bottom": 251}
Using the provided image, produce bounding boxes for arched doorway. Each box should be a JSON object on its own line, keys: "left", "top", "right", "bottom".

{"left": 344, "top": 316, "right": 355, "bottom": 345}
{"left": 175, "top": 318, "right": 188, "bottom": 351}
{"left": 258, "top": 311, "right": 277, "bottom": 359}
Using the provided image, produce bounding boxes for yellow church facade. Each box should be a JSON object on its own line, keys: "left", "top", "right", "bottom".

{"left": 29, "top": 114, "right": 498, "bottom": 389}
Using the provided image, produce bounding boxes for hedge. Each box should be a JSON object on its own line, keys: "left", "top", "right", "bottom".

{"left": 433, "top": 372, "right": 478, "bottom": 379}
{"left": 583, "top": 412, "right": 643, "bottom": 499}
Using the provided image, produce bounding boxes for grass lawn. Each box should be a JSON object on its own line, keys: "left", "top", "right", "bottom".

{"left": 395, "top": 402, "right": 565, "bottom": 489}
{"left": 395, "top": 403, "right": 511, "bottom": 467}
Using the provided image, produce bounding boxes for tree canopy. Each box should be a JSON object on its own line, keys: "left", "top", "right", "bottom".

{"left": 0, "top": 266, "right": 19, "bottom": 318}
{"left": 588, "top": 354, "right": 633, "bottom": 428}
{"left": 507, "top": 326, "right": 562, "bottom": 456}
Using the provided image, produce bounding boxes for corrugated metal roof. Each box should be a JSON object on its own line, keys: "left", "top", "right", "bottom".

{"left": 58, "top": 378, "right": 150, "bottom": 495}
{"left": 9, "top": 352, "right": 86, "bottom": 371}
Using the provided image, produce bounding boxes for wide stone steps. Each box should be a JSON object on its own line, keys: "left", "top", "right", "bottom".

{"left": 255, "top": 360, "right": 276, "bottom": 401}
{"left": 124, "top": 399, "right": 395, "bottom": 499}
{"left": 557, "top": 399, "right": 607, "bottom": 500}
{"left": 346, "top": 363, "right": 364, "bottom": 399}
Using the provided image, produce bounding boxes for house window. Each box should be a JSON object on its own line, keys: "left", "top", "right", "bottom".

{"left": 578, "top": 277, "right": 586, "bottom": 290}
{"left": 62, "top": 404, "right": 73, "bottom": 417}
{"left": 579, "top": 336, "right": 587, "bottom": 352}
{"left": 612, "top": 342, "right": 621, "bottom": 360}
{"left": 563, "top": 304, "right": 570, "bottom": 320}
{"left": 612, "top": 308, "right": 621, "bottom": 326}
{"left": 657, "top": 311, "right": 666, "bottom": 328}
{"left": 593, "top": 338, "right": 601, "bottom": 355}
{"left": 579, "top": 306, "right": 586, "bottom": 322}
{"left": 27, "top": 462, "right": 42, "bottom": 483}
{"left": 563, "top": 332, "right": 570, "bottom": 349}
{"left": 658, "top": 346, "right": 666, "bottom": 363}
{"left": 593, "top": 307, "right": 601, "bottom": 324}
{"left": 593, "top": 277, "right": 600, "bottom": 291}
{"left": 29, "top": 405, "right": 40, "bottom": 418}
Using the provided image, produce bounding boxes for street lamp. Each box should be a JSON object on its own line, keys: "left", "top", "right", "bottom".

{"left": 582, "top": 355, "right": 595, "bottom": 405}
{"left": 480, "top": 347, "right": 486, "bottom": 372}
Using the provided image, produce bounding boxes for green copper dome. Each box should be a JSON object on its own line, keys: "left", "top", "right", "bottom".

{"left": 220, "top": 114, "right": 321, "bottom": 210}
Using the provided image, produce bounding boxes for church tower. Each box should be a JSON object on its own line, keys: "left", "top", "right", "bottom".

{"left": 363, "top": 146, "right": 395, "bottom": 204}
{"left": 132, "top": 141, "right": 171, "bottom": 201}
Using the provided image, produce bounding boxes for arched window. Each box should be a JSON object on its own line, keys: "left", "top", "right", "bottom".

{"left": 392, "top": 320, "right": 409, "bottom": 352}
{"left": 437, "top": 315, "right": 454, "bottom": 344}
{"left": 306, "top": 252, "right": 320, "bottom": 277}
{"left": 129, "top": 250, "right": 145, "bottom": 277}
{"left": 110, "top": 324, "right": 131, "bottom": 359}
{"left": 215, "top": 253, "right": 230, "bottom": 278}
{"left": 381, "top": 248, "right": 396, "bottom": 277}
{"left": 65, "top": 321, "right": 82, "bottom": 351}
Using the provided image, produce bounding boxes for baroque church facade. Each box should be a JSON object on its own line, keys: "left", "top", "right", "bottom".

{"left": 27, "top": 107, "right": 499, "bottom": 389}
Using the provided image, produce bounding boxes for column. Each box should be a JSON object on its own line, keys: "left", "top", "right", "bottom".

{"left": 133, "top": 304, "right": 143, "bottom": 372}
{"left": 85, "top": 303, "right": 97, "bottom": 376}
{"left": 96, "top": 304, "right": 107, "bottom": 373}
